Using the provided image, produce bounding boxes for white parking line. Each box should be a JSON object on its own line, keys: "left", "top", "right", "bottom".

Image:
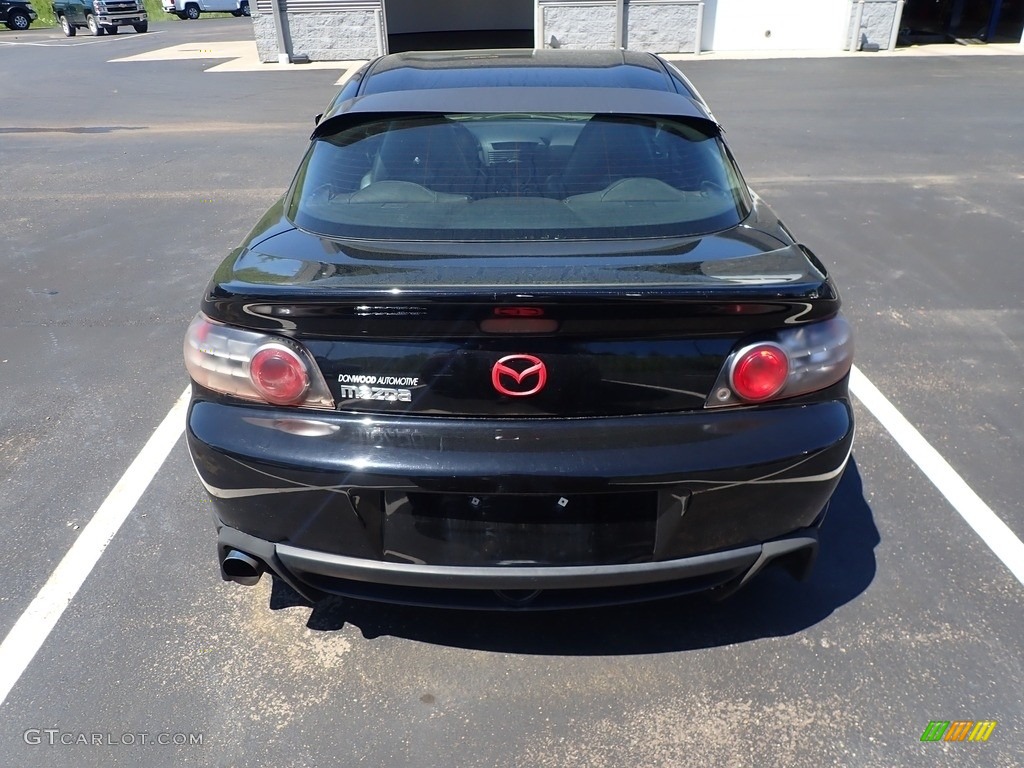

{"left": 0, "top": 386, "right": 189, "bottom": 709}
{"left": 850, "top": 365, "right": 1024, "bottom": 587}
{"left": 1, "top": 365, "right": 1022, "bottom": 707}
{"left": 0, "top": 31, "right": 163, "bottom": 47}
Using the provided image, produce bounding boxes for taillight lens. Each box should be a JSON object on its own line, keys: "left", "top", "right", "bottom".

{"left": 250, "top": 345, "right": 309, "bottom": 405}
{"left": 730, "top": 343, "right": 789, "bottom": 402}
{"left": 707, "top": 314, "right": 853, "bottom": 407}
{"left": 183, "top": 313, "right": 334, "bottom": 409}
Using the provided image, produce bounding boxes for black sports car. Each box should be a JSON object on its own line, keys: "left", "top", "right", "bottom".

{"left": 184, "top": 49, "right": 854, "bottom": 610}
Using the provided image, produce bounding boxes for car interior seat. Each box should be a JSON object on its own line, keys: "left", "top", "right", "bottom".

{"left": 553, "top": 116, "right": 659, "bottom": 198}
{"left": 368, "top": 118, "right": 484, "bottom": 197}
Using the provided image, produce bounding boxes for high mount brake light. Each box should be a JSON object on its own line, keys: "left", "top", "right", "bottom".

{"left": 706, "top": 314, "right": 854, "bottom": 407}
{"left": 183, "top": 314, "right": 334, "bottom": 409}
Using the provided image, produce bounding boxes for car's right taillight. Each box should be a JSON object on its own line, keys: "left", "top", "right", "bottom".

{"left": 729, "top": 342, "right": 789, "bottom": 402}
{"left": 183, "top": 313, "right": 334, "bottom": 409}
{"left": 706, "top": 314, "right": 853, "bottom": 408}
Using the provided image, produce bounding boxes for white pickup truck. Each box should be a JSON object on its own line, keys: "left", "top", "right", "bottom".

{"left": 163, "top": 0, "right": 248, "bottom": 19}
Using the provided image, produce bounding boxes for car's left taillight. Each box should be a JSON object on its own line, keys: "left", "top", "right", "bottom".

{"left": 183, "top": 313, "right": 335, "bottom": 409}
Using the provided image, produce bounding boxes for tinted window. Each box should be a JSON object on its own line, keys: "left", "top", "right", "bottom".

{"left": 289, "top": 113, "right": 749, "bottom": 242}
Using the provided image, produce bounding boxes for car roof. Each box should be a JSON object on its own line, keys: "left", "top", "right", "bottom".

{"left": 315, "top": 49, "right": 714, "bottom": 138}
{"left": 362, "top": 49, "right": 677, "bottom": 93}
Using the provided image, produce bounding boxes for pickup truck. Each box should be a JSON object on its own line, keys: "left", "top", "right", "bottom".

{"left": 2, "top": 0, "right": 37, "bottom": 29}
{"left": 53, "top": 0, "right": 147, "bottom": 35}
{"left": 163, "top": 0, "right": 248, "bottom": 20}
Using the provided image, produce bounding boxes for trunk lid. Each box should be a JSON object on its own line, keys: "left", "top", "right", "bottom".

{"left": 203, "top": 219, "right": 839, "bottom": 417}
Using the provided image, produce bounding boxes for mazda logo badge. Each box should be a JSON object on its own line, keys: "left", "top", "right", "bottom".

{"left": 491, "top": 354, "right": 547, "bottom": 397}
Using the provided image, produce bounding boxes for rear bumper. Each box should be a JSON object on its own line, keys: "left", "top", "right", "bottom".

{"left": 218, "top": 523, "right": 821, "bottom": 609}
{"left": 188, "top": 391, "right": 853, "bottom": 605}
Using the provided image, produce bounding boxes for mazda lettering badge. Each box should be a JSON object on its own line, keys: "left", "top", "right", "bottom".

{"left": 491, "top": 354, "right": 547, "bottom": 397}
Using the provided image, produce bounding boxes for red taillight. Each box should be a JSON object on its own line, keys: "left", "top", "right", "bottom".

{"left": 705, "top": 316, "right": 853, "bottom": 409}
{"left": 730, "top": 343, "right": 789, "bottom": 402}
{"left": 185, "top": 314, "right": 335, "bottom": 409}
{"left": 249, "top": 346, "right": 309, "bottom": 405}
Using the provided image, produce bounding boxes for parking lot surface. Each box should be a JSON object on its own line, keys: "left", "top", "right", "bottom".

{"left": 1, "top": 21, "right": 1022, "bottom": 766}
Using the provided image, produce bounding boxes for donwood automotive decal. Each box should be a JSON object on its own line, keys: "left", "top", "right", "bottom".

{"left": 337, "top": 374, "right": 420, "bottom": 387}
{"left": 337, "top": 373, "right": 419, "bottom": 404}
{"left": 491, "top": 354, "right": 547, "bottom": 397}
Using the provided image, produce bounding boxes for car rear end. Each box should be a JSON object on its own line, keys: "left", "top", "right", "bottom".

{"left": 185, "top": 255, "right": 854, "bottom": 608}
{"left": 186, "top": 284, "right": 852, "bottom": 608}
{"left": 184, "top": 74, "right": 854, "bottom": 608}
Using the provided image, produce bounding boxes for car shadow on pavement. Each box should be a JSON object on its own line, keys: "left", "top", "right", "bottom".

{"left": 270, "top": 457, "right": 878, "bottom": 655}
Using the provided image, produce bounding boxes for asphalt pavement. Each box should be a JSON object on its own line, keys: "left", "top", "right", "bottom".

{"left": 0, "top": 20, "right": 1022, "bottom": 767}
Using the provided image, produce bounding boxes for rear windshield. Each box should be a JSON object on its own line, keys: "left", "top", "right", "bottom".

{"left": 288, "top": 113, "right": 749, "bottom": 242}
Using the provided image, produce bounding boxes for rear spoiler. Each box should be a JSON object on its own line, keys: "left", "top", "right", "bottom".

{"left": 312, "top": 86, "right": 718, "bottom": 140}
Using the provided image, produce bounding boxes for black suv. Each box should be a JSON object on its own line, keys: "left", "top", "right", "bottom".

{"left": 2, "top": 0, "right": 36, "bottom": 29}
